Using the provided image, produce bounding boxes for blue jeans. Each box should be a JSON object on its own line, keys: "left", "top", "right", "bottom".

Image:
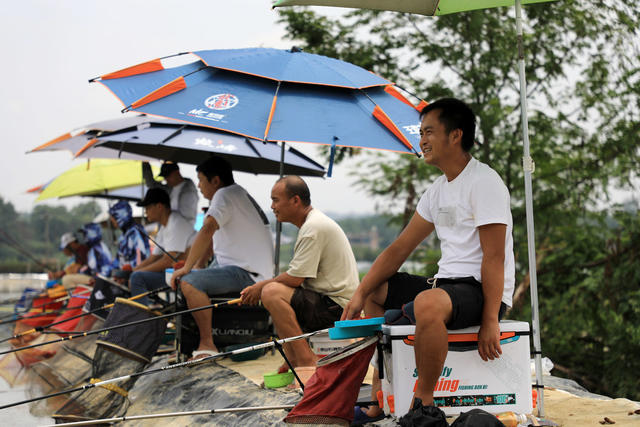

{"left": 129, "top": 271, "right": 166, "bottom": 306}
{"left": 180, "top": 262, "right": 256, "bottom": 296}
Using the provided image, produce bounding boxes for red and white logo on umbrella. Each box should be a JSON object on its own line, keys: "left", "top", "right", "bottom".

{"left": 204, "top": 93, "right": 239, "bottom": 110}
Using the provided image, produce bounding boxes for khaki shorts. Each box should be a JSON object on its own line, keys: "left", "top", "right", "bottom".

{"left": 61, "top": 273, "right": 92, "bottom": 290}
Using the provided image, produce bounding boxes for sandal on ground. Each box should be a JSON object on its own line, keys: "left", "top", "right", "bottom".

{"left": 187, "top": 349, "right": 220, "bottom": 363}
{"left": 352, "top": 406, "right": 385, "bottom": 426}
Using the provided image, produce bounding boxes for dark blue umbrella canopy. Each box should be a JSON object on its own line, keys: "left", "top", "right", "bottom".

{"left": 92, "top": 121, "right": 325, "bottom": 177}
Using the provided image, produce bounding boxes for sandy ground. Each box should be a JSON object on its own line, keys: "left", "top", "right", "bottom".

{"left": 218, "top": 349, "right": 376, "bottom": 388}
{"left": 219, "top": 352, "right": 640, "bottom": 426}
{"left": 542, "top": 387, "right": 640, "bottom": 426}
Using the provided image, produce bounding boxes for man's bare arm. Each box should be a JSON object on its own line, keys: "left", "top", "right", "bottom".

{"left": 477, "top": 223, "right": 506, "bottom": 361}
{"left": 135, "top": 252, "right": 181, "bottom": 273}
{"left": 133, "top": 254, "right": 162, "bottom": 271}
{"left": 341, "top": 212, "right": 435, "bottom": 320}
{"left": 240, "top": 272, "right": 305, "bottom": 305}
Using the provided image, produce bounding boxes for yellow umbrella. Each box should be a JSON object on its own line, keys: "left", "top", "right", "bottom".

{"left": 36, "top": 159, "right": 159, "bottom": 201}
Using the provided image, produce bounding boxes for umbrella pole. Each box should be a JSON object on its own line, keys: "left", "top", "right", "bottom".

{"left": 105, "top": 197, "right": 117, "bottom": 245}
{"left": 515, "top": 0, "right": 544, "bottom": 416}
{"left": 274, "top": 142, "right": 285, "bottom": 275}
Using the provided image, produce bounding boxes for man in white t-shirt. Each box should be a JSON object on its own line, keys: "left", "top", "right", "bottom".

{"left": 342, "top": 98, "right": 515, "bottom": 425}
{"left": 171, "top": 156, "right": 274, "bottom": 360}
{"left": 144, "top": 161, "right": 199, "bottom": 226}
{"left": 241, "top": 176, "right": 358, "bottom": 383}
{"left": 129, "top": 188, "right": 196, "bottom": 305}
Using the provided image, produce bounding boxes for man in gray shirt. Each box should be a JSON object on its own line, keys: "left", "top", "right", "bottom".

{"left": 144, "top": 161, "right": 199, "bottom": 226}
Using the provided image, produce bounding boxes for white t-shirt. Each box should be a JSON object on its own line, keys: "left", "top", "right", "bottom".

{"left": 171, "top": 178, "right": 199, "bottom": 226}
{"left": 416, "top": 157, "right": 515, "bottom": 306}
{"left": 152, "top": 211, "right": 197, "bottom": 256}
{"left": 287, "top": 209, "right": 359, "bottom": 308}
{"left": 206, "top": 184, "right": 274, "bottom": 281}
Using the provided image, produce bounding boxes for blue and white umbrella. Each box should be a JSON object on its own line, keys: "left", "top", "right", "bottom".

{"left": 91, "top": 47, "right": 424, "bottom": 174}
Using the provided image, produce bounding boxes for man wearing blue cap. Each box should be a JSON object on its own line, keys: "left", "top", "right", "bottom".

{"left": 80, "top": 223, "right": 114, "bottom": 277}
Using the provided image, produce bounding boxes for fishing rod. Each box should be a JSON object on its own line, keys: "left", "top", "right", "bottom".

{"left": 0, "top": 289, "right": 92, "bottom": 326}
{"left": 0, "top": 327, "right": 327, "bottom": 411}
{"left": 0, "top": 229, "right": 55, "bottom": 271}
{"left": 0, "top": 293, "right": 74, "bottom": 322}
{"left": 45, "top": 404, "right": 297, "bottom": 426}
{"left": 141, "top": 231, "right": 179, "bottom": 263}
{"left": 0, "top": 285, "right": 74, "bottom": 308}
{"left": 0, "top": 309, "right": 64, "bottom": 326}
{"left": 17, "top": 287, "right": 91, "bottom": 314}
{"left": 0, "top": 286, "right": 172, "bottom": 344}
{"left": 0, "top": 298, "right": 242, "bottom": 356}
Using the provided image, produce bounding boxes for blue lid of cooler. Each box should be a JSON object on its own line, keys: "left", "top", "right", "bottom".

{"left": 328, "top": 317, "right": 384, "bottom": 339}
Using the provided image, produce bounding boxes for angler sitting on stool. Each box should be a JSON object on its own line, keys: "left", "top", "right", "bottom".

{"left": 341, "top": 98, "right": 515, "bottom": 426}
{"left": 240, "top": 176, "right": 358, "bottom": 387}
{"left": 171, "top": 156, "right": 274, "bottom": 361}
{"left": 49, "top": 231, "right": 90, "bottom": 289}
{"left": 108, "top": 200, "right": 151, "bottom": 278}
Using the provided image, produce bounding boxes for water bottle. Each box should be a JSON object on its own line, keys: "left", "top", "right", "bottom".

{"left": 496, "top": 411, "right": 528, "bottom": 427}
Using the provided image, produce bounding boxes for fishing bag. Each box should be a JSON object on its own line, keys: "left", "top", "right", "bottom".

{"left": 449, "top": 408, "right": 505, "bottom": 426}
{"left": 53, "top": 298, "right": 167, "bottom": 423}
{"left": 285, "top": 337, "right": 379, "bottom": 426}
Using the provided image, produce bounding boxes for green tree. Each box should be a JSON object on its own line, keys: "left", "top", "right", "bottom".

{"left": 0, "top": 197, "right": 22, "bottom": 260}
{"left": 278, "top": 0, "right": 640, "bottom": 399}
{"left": 0, "top": 199, "right": 102, "bottom": 272}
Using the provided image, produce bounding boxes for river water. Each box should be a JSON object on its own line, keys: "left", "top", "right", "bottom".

{"left": 0, "top": 274, "right": 54, "bottom": 425}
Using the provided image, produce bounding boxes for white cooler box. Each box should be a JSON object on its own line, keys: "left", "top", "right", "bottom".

{"left": 380, "top": 320, "right": 532, "bottom": 417}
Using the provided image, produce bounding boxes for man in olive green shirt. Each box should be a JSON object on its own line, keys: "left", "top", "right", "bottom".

{"left": 241, "top": 175, "right": 358, "bottom": 378}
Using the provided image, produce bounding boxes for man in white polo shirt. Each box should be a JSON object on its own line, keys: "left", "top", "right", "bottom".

{"left": 171, "top": 156, "right": 274, "bottom": 360}
{"left": 342, "top": 98, "right": 515, "bottom": 425}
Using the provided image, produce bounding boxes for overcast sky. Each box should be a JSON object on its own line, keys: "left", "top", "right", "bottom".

{"left": 0, "top": 1, "right": 393, "bottom": 217}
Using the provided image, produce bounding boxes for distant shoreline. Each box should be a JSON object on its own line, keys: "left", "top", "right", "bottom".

{"left": 0, "top": 273, "right": 47, "bottom": 293}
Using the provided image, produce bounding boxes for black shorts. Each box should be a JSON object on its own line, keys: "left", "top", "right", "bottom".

{"left": 290, "top": 287, "right": 343, "bottom": 333}
{"left": 384, "top": 272, "right": 506, "bottom": 330}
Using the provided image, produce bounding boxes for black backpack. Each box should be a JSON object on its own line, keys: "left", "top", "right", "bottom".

{"left": 450, "top": 409, "right": 505, "bottom": 427}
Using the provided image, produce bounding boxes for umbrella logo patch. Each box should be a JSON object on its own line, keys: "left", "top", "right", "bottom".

{"left": 205, "top": 93, "right": 239, "bottom": 110}
{"left": 194, "top": 137, "right": 237, "bottom": 152}
{"left": 403, "top": 124, "right": 420, "bottom": 136}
